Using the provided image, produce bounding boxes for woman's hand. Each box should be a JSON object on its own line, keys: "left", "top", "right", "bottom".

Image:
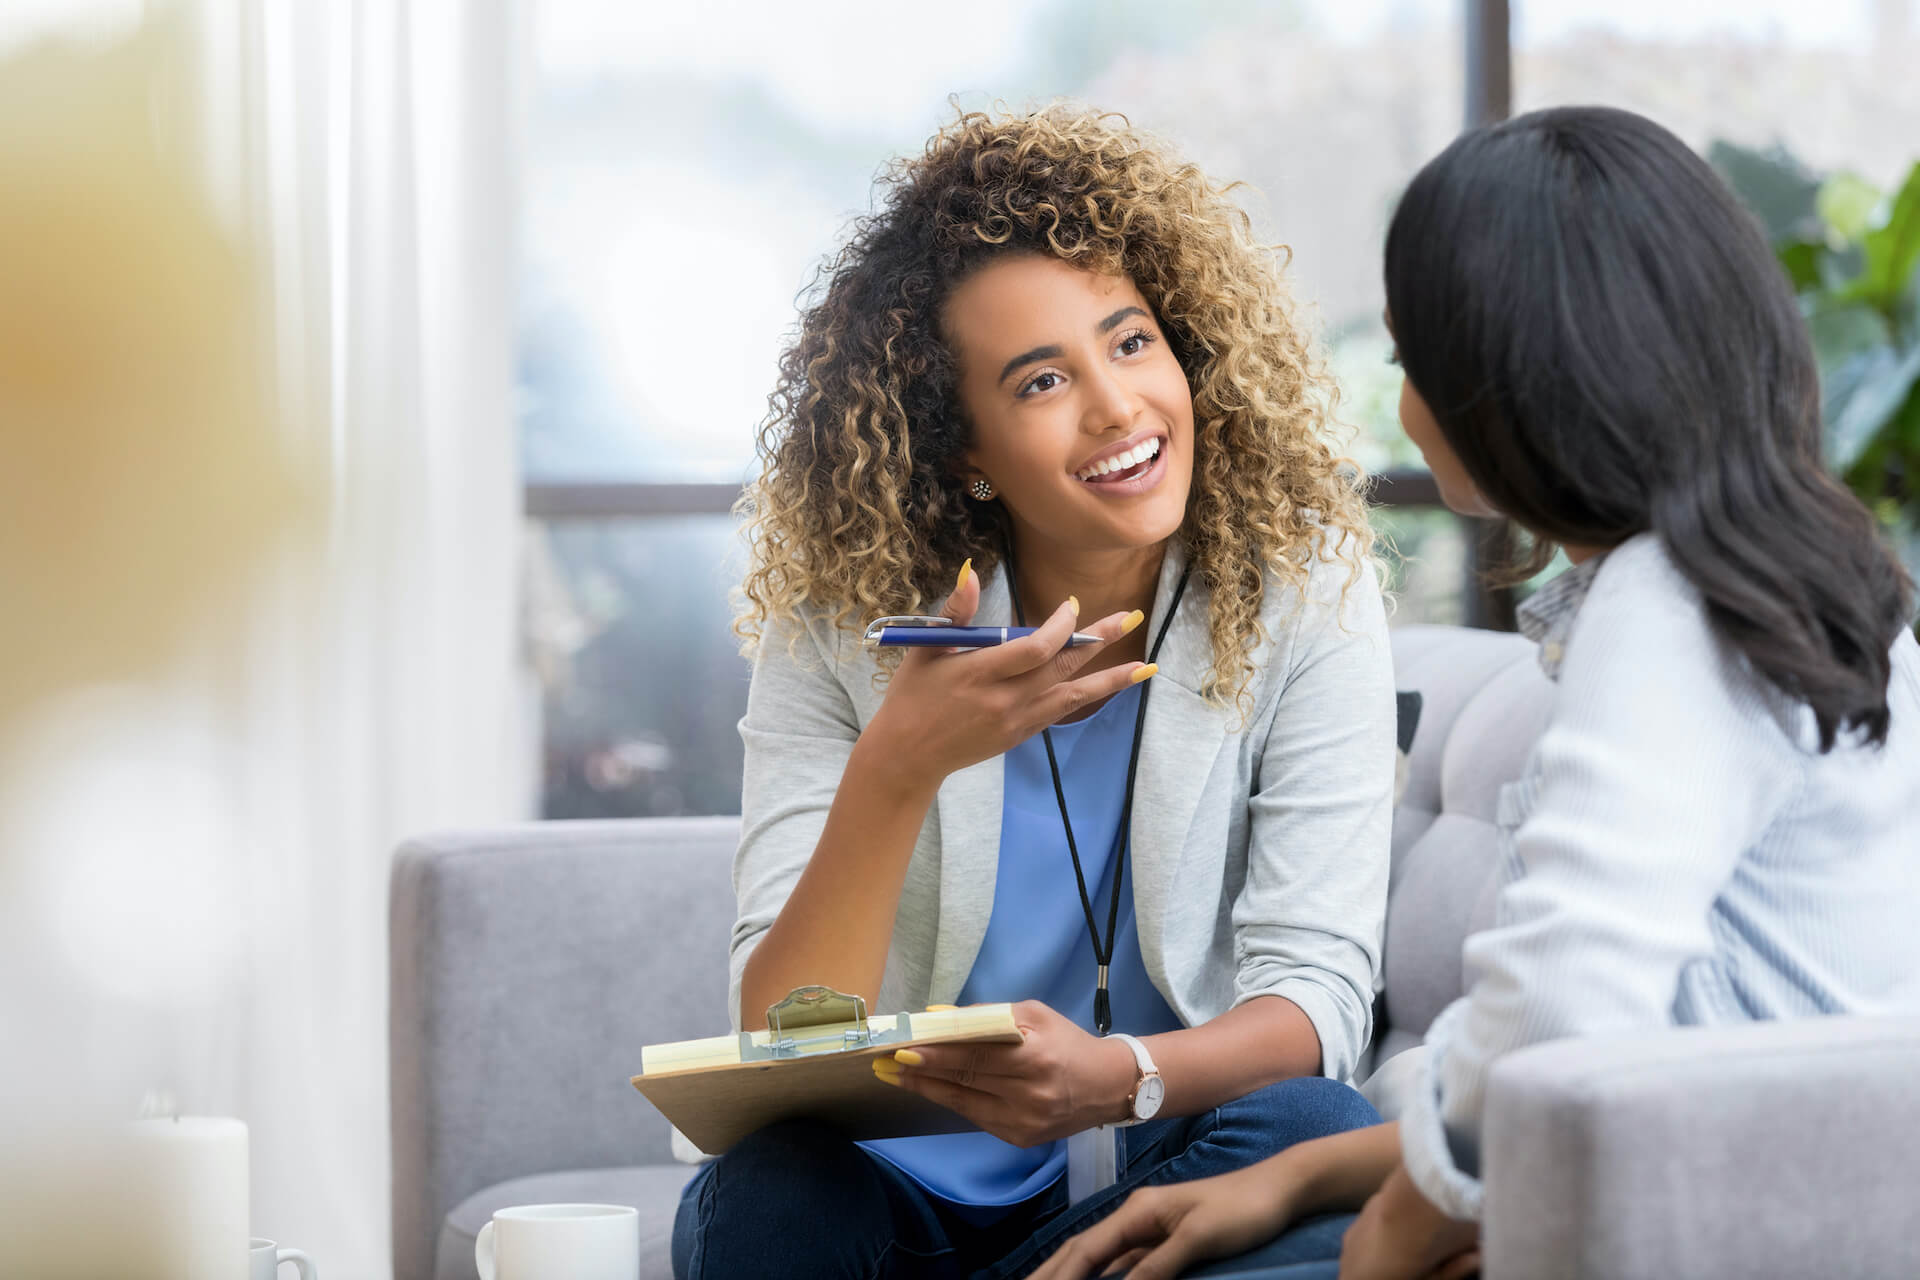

{"left": 1338, "top": 1163, "right": 1480, "bottom": 1280}
{"left": 871, "top": 999, "right": 1137, "bottom": 1147}
{"left": 1027, "top": 1158, "right": 1304, "bottom": 1280}
{"left": 860, "top": 562, "right": 1149, "bottom": 792}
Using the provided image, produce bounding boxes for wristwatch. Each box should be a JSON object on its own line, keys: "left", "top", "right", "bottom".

{"left": 1108, "top": 1032, "right": 1164, "bottom": 1124}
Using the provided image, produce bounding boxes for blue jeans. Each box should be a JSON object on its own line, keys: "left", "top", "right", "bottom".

{"left": 1171, "top": 1212, "right": 1355, "bottom": 1279}
{"left": 671, "top": 1076, "right": 1379, "bottom": 1280}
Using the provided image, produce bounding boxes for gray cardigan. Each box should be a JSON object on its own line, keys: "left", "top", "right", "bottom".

{"left": 730, "top": 540, "right": 1396, "bottom": 1080}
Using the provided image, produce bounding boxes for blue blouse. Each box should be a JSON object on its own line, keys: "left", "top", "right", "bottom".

{"left": 861, "top": 682, "right": 1183, "bottom": 1219}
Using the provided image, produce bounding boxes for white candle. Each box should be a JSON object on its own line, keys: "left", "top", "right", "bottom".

{"left": 124, "top": 1116, "right": 250, "bottom": 1280}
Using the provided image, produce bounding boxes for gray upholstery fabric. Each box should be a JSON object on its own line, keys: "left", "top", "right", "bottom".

{"left": 436, "top": 1165, "right": 698, "bottom": 1280}
{"left": 1483, "top": 1016, "right": 1920, "bottom": 1280}
{"left": 1379, "top": 627, "right": 1547, "bottom": 1064}
{"left": 390, "top": 818, "right": 737, "bottom": 1280}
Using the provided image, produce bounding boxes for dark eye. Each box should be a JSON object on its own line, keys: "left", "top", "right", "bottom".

{"left": 1019, "top": 371, "right": 1063, "bottom": 396}
{"left": 1116, "top": 329, "right": 1155, "bottom": 357}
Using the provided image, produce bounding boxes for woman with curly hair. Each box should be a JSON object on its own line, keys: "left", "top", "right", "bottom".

{"left": 671, "top": 106, "right": 1397, "bottom": 1280}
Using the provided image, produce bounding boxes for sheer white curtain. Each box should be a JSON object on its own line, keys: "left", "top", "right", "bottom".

{"left": 196, "top": 0, "right": 526, "bottom": 1274}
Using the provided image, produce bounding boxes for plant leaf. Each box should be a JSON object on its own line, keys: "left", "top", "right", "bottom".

{"left": 1841, "top": 162, "right": 1920, "bottom": 316}
{"left": 1817, "top": 171, "right": 1882, "bottom": 244}
{"left": 1825, "top": 342, "right": 1920, "bottom": 470}
{"left": 1806, "top": 300, "right": 1890, "bottom": 373}
{"left": 1777, "top": 239, "right": 1824, "bottom": 292}
{"left": 1709, "top": 141, "right": 1823, "bottom": 245}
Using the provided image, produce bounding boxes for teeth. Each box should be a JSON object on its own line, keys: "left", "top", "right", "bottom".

{"left": 1077, "top": 438, "right": 1162, "bottom": 482}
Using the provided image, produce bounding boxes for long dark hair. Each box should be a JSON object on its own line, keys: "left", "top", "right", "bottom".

{"left": 1385, "top": 105, "right": 1913, "bottom": 750}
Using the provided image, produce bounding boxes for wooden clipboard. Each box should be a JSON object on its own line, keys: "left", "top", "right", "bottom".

{"left": 629, "top": 986, "right": 1023, "bottom": 1156}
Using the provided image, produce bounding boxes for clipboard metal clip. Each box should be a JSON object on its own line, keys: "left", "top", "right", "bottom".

{"left": 748, "top": 985, "right": 911, "bottom": 1061}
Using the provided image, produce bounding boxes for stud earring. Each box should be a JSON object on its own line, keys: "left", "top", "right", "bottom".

{"left": 969, "top": 478, "right": 995, "bottom": 501}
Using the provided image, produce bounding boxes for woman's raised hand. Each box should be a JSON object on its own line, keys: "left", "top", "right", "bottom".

{"left": 864, "top": 559, "right": 1151, "bottom": 790}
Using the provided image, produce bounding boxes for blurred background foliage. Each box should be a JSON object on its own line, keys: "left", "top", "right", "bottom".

{"left": 1713, "top": 141, "right": 1920, "bottom": 593}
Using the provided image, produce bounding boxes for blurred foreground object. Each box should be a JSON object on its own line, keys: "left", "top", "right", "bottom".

{"left": 0, "top": 16, "right": 305, "bottom": 1279}
{"left": 0, "top": 16, "right": 306, "bottom": 731}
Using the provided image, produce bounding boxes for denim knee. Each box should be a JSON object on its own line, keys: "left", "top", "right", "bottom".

{"left": 671, "top": 1119, "right": 877, "bottom": 1280}
{"left": 1214, "top": 1075, "right": 1382, "bottom": 1157}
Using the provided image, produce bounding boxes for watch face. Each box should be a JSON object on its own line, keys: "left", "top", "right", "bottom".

{"left": 1135, "top": 1075, "right": 1165, "bottom": 1120}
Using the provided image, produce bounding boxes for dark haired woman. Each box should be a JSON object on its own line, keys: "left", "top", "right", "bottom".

{"left": 670, "top": 106, "right": 1398, "bottom": 1279}
{"left": 1035, "top": 105, "right": 1920, "bottom": 1280}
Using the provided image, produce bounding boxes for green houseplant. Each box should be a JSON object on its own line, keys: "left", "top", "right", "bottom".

{"left": 1711, "top": 143, "right": 1920, "bottom": 603}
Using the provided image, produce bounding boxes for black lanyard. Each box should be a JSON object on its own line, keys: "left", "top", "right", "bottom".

{"left": 1003, "top": 548, "right": 1193, "bottom": 1035}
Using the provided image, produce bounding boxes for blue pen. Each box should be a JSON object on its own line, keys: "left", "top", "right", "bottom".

{"left": 861, "top": 615, "right": 1101, "bottom": 649}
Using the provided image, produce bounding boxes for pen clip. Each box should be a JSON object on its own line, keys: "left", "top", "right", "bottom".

{"left": 861, "top": 615, "right": 952, "bottom": 645}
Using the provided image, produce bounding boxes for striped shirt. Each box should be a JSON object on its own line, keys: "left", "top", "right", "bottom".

{"left": 1401, "top": 533, "right": 1920, "bottom": 1220}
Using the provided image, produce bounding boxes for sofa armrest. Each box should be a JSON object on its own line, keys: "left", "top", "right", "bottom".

{"left": 388, "top": 817, "right": 739, "bottom": 1280}
{"left": 1481, "top": 1015, "right": 1920, "bottom": 1280}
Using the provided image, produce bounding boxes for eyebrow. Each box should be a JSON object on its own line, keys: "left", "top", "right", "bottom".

{"left": 994, "top": 306, "right": 1153, "bottom": 387}
{"left": 997, "top": 344, "right": 1063, "bottom": 387}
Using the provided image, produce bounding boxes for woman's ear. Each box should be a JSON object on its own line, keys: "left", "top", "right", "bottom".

{"left": 950, "top": 450, "right": 991, "bottom": 498}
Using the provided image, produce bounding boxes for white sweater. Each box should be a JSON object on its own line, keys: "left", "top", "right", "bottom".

{"left": 1401, "top": 533, "right": 1920, "bottom": 1220}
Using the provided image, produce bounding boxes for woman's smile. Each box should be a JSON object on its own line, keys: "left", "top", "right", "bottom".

{"left": 1072, "top": 431, "right": 1168, "bottom": 495}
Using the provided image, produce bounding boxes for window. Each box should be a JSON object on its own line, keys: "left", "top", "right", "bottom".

{"left": 1514, "top": 0, "right": 1914, "bottom": 187}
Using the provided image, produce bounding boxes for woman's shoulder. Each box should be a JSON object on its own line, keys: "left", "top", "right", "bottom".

{"left": 1565, "top": 533, "right": 1708, "bottom": 654}
{"left": 1562, "top": 533, "right": 1813, "bottom": 743}
{"left": 743, "top": 598, "right": 872, "bottom": 710}
{"left": 1257, "top": 526, "right": 1385, "bottom": 648}
{"left": 1208, "top": 525, "right": 1387, "bottom": 713}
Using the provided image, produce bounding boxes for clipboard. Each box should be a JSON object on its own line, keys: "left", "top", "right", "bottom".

{"left": 630, "top": 985, "right": 1024, "bottom": 1155}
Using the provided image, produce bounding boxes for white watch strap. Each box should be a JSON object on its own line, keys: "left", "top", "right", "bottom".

{"left": 1107, "top": 1032, "right": 1159, "bottom": 1124}
{"left": 1107, "top": 1032, "right": 1157, "bottom": 1079}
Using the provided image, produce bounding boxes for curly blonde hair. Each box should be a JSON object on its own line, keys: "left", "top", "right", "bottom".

{"left": 736, "top": 105, "right": 1373, "bottom": 703}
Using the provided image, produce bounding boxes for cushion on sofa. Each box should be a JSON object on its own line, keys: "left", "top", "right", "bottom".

{"left": 1378, "top": 628, "right": 1551, "bottom": 1066}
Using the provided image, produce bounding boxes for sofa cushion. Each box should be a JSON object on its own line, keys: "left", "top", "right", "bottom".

{"left": 436, "top": 1164, "right": 699, "bottom": 1280}
{"left": 391, "top": 817, "right": 739, "bottom": 1280}
{"left": 1388, "top": 626, "right": 1537, "bottom": 829}
{"left": 1379, "top": 628, "right": 1553, "bottom": 1061}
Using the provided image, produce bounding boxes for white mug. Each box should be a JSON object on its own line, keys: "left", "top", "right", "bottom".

{"left": 474, "top": 1203, "right": 639, "bottom": 1280}
{"left": 250, "top": 1237, "right": 317, "bottom": 1280}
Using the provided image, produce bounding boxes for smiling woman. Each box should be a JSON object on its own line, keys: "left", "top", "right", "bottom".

{"left": 685, "top": 106, "right": 1398, "bottom": 1280}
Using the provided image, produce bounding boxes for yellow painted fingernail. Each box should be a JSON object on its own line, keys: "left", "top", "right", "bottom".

{"left": 873, "top": 1058, "right": 902, "bottom": 1074}
{"left": 1120, "top": 609, "right": 1144, "bottom": 635}
{"left": 1068, "top": 595, "right": 1080, "bottom": 616}
{"left": 875, "top": 1070, "right": 902, "bottom": 1087}
{"left": 925, "top": 1004, "right": 960, "bottom": 1012}
{"left": 956, "top": 558, "right": 972, "bottom": 592}
{"left": 893, "top": 1049, "right": 925, "bottom": 1066}
{"left": 1129, "top": 663, "right": 1158, "bottom": 685}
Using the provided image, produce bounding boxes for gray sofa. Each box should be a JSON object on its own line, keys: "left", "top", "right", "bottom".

{"left": 389, "top": 624, "right": 1920, "bottom": 1280}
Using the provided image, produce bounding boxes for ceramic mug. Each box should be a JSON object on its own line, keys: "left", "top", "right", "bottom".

{"left": 474, "top": 1203, "right": 639, "bottom": 1280}
{"left": 251, "top": 1237, "right": 317, "bottom": 1280}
